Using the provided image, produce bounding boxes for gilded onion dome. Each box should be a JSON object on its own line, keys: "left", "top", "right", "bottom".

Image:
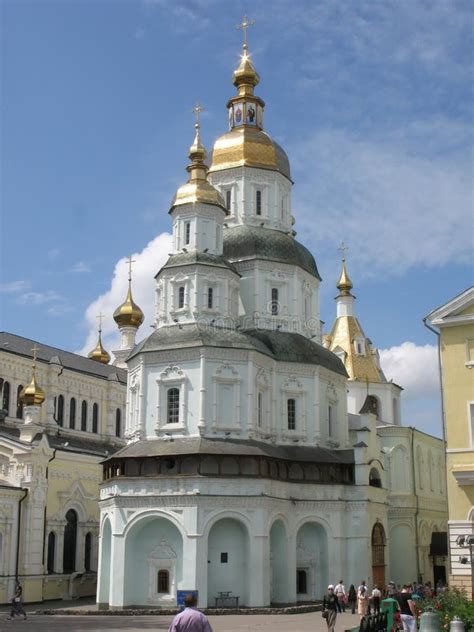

{"left": 170, "top": 123, "right": 226, "bottom": 212}
{"left": 209, "top": 39, "right": 291, "bottom": 181}
{"left": 113, "top": 283, "right": 144, "bottom": 329}
{"left": 337, "top": 258, "right": 354, "bottom": 296}
{"left": 20, "top": 372, "right": 45, "bottom": 406}
{"left": 88, "top": 324, "right": 111, "bottom": 364}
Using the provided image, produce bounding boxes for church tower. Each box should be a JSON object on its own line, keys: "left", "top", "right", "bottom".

{"left": 324, "top": 254, "right": 402, "bottom": 424}
{"left": 113, "top": 259, "right": 144, "bottom": 368}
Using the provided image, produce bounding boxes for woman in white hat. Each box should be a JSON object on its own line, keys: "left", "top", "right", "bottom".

{"left": 322, "top": 585, "right": 339, "bottom": 632}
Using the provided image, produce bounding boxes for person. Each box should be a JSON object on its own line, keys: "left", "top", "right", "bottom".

{"left": 168, "top": 594, "right": 213, "bottom": 632}
{"left": 387, "top": 580, "right": 397, "bottom": 598}
{"left": 6, "top": 581, "right": 27, "bottom": 621}
{"left": 371, "top": 585, "right": 382, "bottom": 614}
{"left": 322, "top": 585, "right": 339, "bottom": 632}
{"left": 396, "top": 584, "right": 416, "bottom": 632}
{"left": 335, "top": 579, "right": 346, "bottom": 612}
{"left": 357, "top": 584, "right": 369, "bottom": 619}
{"left": 348, "top": 584, "right": 357, "bottom": 614}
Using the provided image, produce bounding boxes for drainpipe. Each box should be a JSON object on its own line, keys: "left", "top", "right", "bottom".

{"left": 410, "top": 427, "right": 420, "bottom": 581}
{"left": 15, "top": 488, "right": 29, "bottom": 581}
{"left": 42, "top": 449, "right": 57, "bottom": 571}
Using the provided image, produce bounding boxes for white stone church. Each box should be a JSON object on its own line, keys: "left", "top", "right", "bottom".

{"left": 97, "top": 37, "right": 447, "bottom": 609}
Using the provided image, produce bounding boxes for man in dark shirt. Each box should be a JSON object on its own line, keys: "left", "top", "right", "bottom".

{"left": 396, "top": 585, "right": 416, "bottom": 632}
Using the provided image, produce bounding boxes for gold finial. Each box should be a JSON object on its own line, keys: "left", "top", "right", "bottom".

{"left": 20, "top": 344, "right": 45, "bottom": 406}
{"left": 337, "top": 242, "right": 353, "bottom": 295}
{"left": 88, "top": 313, "right": 111, "bottom": 364}
{"left": 192, "top": 101, "right": 203, "bottom": 126}
{"left": 236, "top": 15, "right": 255, "bottom": 53}
{"left": 113, "top": 257, "right": 145, "bottom": 329}
{"left": 188, "top": 102, "right": 207, "bottom": 165}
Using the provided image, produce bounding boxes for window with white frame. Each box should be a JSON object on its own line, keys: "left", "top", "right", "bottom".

{"left": 257, "top": 392, "right": 263, "bottom": 427}
{"left": 354, "top": 337, "right": 365, "bottom": 355}
{"left": 177, "top": 286, "right": 185, "bottom": 309}
{"left": 225, "top": 189, "right": 232, "bottom": 211}
{"left": 167, "top": 388, "right": 180, "bottom": 424}
{"left": 156, "top": 366, "right": 187, "bottom": 432}
{"left": 256, "top": 189, "right": 262, "bottom": 215}
{"left": 271, "top": 288, "right": 279, "bottom": 315}
{"left": 184, "top": 221, "right": 191, "bottom": 246}
{"left": 287, "top": 398, "right": 296, "bottom": 430}
{"left": 328, "top": 403, "right": 334, "bottom": 437}
{"left": 207, "top": 287, "right": 214, "bottom": 309}
{"left": 466, "top": 339, "right": 474, "bottom": 367}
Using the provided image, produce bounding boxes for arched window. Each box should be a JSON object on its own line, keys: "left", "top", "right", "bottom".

{"left": 369, "top": 467, "right": 382, "bottom": 488}
{"left": 63, "top": 509, "right": 78, "bottom": 573}
{"left": 184, "top": 221, "right": 191, "bottom": 245}
{"left": 81, "top": 400, "right": 87, "bottom": 431}
{"left": 256, "top": 189, "right": 262, "bottom": 215}
{"left": 47, "top": 531, "right": 56, "bottom": 574}
{"left": 178, "top": 286, "right": 185, "bottom": 309}
{"left": 287, "top": 398, "right": 296, "bottom": 430}
{"left": 56, "top": 394, "right": 64, "bottom": 426}
{"left": 207, "top": 287, "right": 213, "bottom": 309}
{"left": 92, "top": 403, "right": 99, "bottom": 433}
{"left": 84, "top": 532, "right": 92, "bottom": 572}
{"left": 371, "top": 522, "right": 386, "bottom": 587}
{"left": 115, "top": 408, "right": 121, "bottom": 437}
{"left": 225, "top": 189, "right": 231, "bottom": 211}
{"left": 69, "top": 398, "right": 76, "bottom": 429}
{"left": 2, "top": 381, "right": 10, "bottom": 415}
{"left": 366, "top": 395, "right": 381, "bottom": 419}
{"left": 167, "top": 388, "right": 180, "bottom": 424}
{"left": 157, "top": 569, "right": 170, "bottom": 593}
{"left": 16, "top": 385, "right": 24, "bottom": 419}
{"left": 271, "top": 288, "right": 279, "bottom": 315}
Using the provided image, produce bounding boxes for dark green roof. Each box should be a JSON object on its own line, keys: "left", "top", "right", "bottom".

{"left": 223, "top": 225, "right": 321, "bottom": 279}
{"left": 158, "top": 251, "right": 239, "bottom": 276}
{"left": 129, "top": 325, "right": 347, "bottom": 376}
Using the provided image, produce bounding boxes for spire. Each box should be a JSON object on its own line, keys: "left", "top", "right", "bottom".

{"left": 170, "top": 107, "right": 226, "bottom": 211}
{"left": 20, "top": 344, "right": 45, "bottom": 406}
{"left": 113, "top": 256, "right": 145, "bottom": 329}
{"left": 88, "top": 313, "right": 111, "bottom": 364}
{"left": 233, "top": 16, "right": 259, "bottom": 95}
{"left": 336, "top": 243, "right": 353, "bottom": 296}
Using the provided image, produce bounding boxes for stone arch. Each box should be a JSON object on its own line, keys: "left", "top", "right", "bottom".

{"left": 123, "top": 509, "right": 187, "bottom": 539}
{"left": 97, "top": 517, "right": 111, "bottom": 605}
{"left": 124, "top": 514, "right": 184, "bottom": 607}
{"left": 371, "top": 522, "right": 386, "bottom": 588}
{"left": 207, "top": 516, "right": 250, "bottom": 607}
{"left": 270, "top": 519, "right": 289, "bottom": 604}
{"left": 296, "top": 521, "right": 329, "bottom": 601}
{"left": 369, "top": 467, "right": 382, "bottom": 488}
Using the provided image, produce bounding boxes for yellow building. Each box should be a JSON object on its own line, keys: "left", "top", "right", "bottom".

{"left": 426, "top": 286, "right": 474, "bottom": 595}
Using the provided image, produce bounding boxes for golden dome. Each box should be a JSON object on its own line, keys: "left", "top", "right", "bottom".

{"left": 170, "top": 123, "right": 226, "bottom": 212}
{"left": 209, "top": 126, "right": 291, "bottom": 180}
{"left": 20, "top": 374, "right": 45, "bottom": 406}
{"left": 233, "top": 52, "right": 260, "bottom": 94}
{"left": 113, "top": 284, "right": 144, "bottom": 328}
{"left": 337, "top": 258, "right": 353, "bottom": 296}
{"left": 88, "top": 329, "right": 110, "bottom": 364}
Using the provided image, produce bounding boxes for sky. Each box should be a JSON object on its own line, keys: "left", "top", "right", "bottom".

{"left": 1, "top": 0, "right": 473, "bottom": 437}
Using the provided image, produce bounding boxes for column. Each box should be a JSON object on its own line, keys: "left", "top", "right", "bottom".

{"left": 198, "top": 352, "right": 206, "bottom": 433}
{"left": 248, "top": 533, "right": 270, "bottom": 607}
{"left": 108, "top": 534, "right": 126, "bottom": 608}
{"left": 287, "top": 530, "right": 297, "bottom": 604}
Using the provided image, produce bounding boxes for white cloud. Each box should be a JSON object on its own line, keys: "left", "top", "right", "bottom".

{"left": 16, "top": 290, "right": 62, "bottom": 306}
{"left": 71, "top": 261, "right": 91, "bottom": 273}
{"left": 79, "top": 232, "right": 172, "bottom": 357}
{"left": 0, "top": 280, "right": 30, "bottom": 293}
{"left": 379, "top": 341, "right": 439, "bottom": 399}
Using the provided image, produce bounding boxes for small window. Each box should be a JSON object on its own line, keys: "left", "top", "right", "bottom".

{"left": 225, "top": 190, "right": 231, "bottom": 211}
{"left": 369, "top": 468, "right": 382, "bottom": 488}
{"left": 184, "top": 221, "right": 191, "bottom": 245}
{"left": 178, "top": 286, "right": 185, "bottom": 309}
{"left": 84, "top": 532, "right": 92, "bottom": 571}
{"left": 115, "top": 408, "right": 121, "bottom": 437}
{"left": 297, "top": 569, "right": 307, "bottom": 594}
{"left": 271, "top": 288, "right": 279, "bottom": 315}
{"left": 81, "top": 400, "right": 87, "bottom": 431}
{"left": 256, "top": 190, "right": 262, "bottom": 215}
{"left": 47, "top": 531, "right": 56, "bottom": 574}
{"left": 257, "top": 392, "right": 263, "bottom": 427}
{"left": 207, "top": 287, "right": 213, "bottom": 309}
{"left": 92, "top": 403, "right": 99, "bottom": 433}
{"left": 328, "top": 404, "right": 333, "bottom": 436}
{"left": 157, "top": 569, "right": 170, "bottom": 594}
{"left": 167, "top": 388, "right": 180, "bottom": 424}
{"left": 220, "top": 552, "right": 228, "bottom": 563}
{"left": 287, "top": 398, "right": 296, "bottom": 430}
{"left": 69, "top": 397, "right": 76, "bottom": 429}
{"left": 56, "top": 394, "right": 64, "bottom": 426}
{"left": 16, "top": 385, "right": 24, "bottom": 419}
{"left": 2, "top": 381, "right": 10, "bottom": 416}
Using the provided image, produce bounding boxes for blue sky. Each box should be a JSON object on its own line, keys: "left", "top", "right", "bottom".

{"left": 1, "top": 0, "right": 473, "bottom": 436}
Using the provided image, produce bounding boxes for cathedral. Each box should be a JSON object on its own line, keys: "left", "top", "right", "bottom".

{"left": 96, "top": 32, "right": 447, "bottom": 610}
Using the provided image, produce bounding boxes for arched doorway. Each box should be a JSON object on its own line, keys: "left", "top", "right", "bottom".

{"left": 372, "top": 522, "right": 386, "bottom": 588}
{"left": 270, "top": 520, "right": 288, "bottom": 604}
{"left": 63, "top": 509, "right": 78, "bottom": 573}
{"left": 124, "top": 516, "right": 183, "bottom": 607}
{"left": 207, "top": 518, "right": 249, "bottom": 607}
{"left": 296, "top": 522, "right": 328, "bottom": 601}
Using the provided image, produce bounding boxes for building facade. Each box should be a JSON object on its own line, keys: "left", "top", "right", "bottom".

{"left": 426, "top": 287, "right": 474, "bottom": 595}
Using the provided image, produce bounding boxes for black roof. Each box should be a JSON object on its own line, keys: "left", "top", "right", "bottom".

{"left": 0, "top": 332, "right": 127, "bottom": 384}
{"left": 109, "top": 436, "right": 354, "bottom": 464}
{"left": 223, "top": 225, "right": 321, "bottom": 279}
{"left": 129, "top": 324, "right": 347, "bottom": 377}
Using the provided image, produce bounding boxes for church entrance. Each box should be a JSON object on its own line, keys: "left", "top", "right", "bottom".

{"left": 371, "top": 523, "right": 386, "bottom": 588}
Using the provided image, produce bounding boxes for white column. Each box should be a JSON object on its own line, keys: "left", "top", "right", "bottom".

{"left": 287, "top": 531, "right": 297, "bottom": 604}
{"left": 109, "top": 534, "right": 126, "bottom": 608}
{"left": 248, "top": 533, "right": 270, "bottom": 607}
{"left": 198, "top": 352, "right": 206, "bottom": 433}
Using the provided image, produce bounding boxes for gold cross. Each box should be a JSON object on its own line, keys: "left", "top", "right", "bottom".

{"left": 31, "top": 344, "right": 39, "bottom": 369}
{"left": 126, "top": 255, "right": 136, "bottom": 282}
{"left": 192, "top": 102, "right": 204, "bottom": 127}
{"left": 236, "top": 15, "right": 255, "bottom": 51}
{"left": 96, "top": 312, "right": 104, "bottom": 333}
{"left": 338, "top": 242, "right": 349, "bottom": 260}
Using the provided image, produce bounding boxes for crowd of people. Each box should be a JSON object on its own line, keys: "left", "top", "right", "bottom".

{"left": 322, "top": 578, "right": 448, "bottom": 632}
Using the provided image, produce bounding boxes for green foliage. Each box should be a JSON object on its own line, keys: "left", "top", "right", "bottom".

{"left": 418, "top": 589, "right": 474, "bottom": 630}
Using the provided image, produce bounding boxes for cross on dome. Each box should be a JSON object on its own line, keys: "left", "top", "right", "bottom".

{"left": 96, "top": 312, "right": 105, "bottom": 333}
{"left": 126, "top": 255, "right": 136, "bottom": 283}
{"left": 236, "top": 15, "right": 255, "bottom": 53}
{"left": 338, "top": 241, "right": 349, "bottom": 261}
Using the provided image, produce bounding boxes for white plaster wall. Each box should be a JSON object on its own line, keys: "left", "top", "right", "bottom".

{"left": 171, "top": 204, "right": 226, "bottom": 255}
{"left": 347, "top": 380, "right": 401, "bottom": 425}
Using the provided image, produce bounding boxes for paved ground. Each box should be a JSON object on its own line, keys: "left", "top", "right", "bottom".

{"left": 0, "top": 611, "right": 359, "bottom": 632}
